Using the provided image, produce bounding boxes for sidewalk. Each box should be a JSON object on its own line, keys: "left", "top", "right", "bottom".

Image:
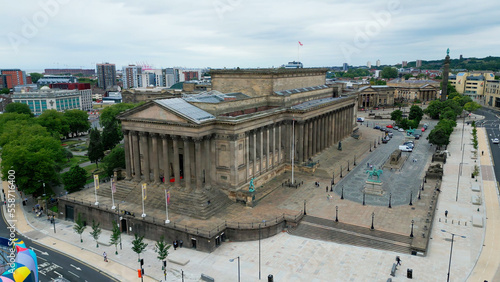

{"left": 3, "top": 112, "right": 500, "bottom": 281}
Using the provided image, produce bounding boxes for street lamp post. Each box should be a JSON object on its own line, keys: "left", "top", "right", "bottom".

{"left": 303, "top": 200, "right": 306, "bottom": 215}
{"left": 347, "top": 161, "right": 350, "bottom": 172}
{"left": 371, "top": 212, "right": 375, "bottom": 230}
{"left": 441, "top": 230, "right": 466, "bottom": 282}
{"left": 409, "top": 191, "right": 413, "bottom": 206}
{"left": 259, "top": 223, "right": 261, "bottom": 280}
{"left": 362, "top": 191, "right": 366, "bottom": 206}
{"left": 410, "top": 220, "right": 414, "bottom": 238}
{"left": 354, "top": 155, "right": 356, "bottom": 166}
{"left": 341, "top": 186, "right": 344, "bottom": 200}
{"left": 229, "top": 256, "right": 241, "bottom": 282}
{"left": 335, "top": 206, "right": 338, "bottom": 222}
{"left": 340, "top": 165, "right": 343, "bottom": 178}
{"left": 332, "top": 171, "right": 335, "bottom": 185}
{"left": 388, "top": 193, "right": 392, "bottom": 208}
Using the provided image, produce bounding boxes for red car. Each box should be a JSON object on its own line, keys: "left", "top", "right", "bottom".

{"left": 421, "top": 128, "right": 425, "bottom": 132}
{"left": 386, "top": 125, "right": 393, "bottom": 128}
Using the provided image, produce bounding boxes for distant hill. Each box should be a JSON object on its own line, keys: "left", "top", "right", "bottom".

{"left": 403, "top": 56, "right": 500, "bottom": 72}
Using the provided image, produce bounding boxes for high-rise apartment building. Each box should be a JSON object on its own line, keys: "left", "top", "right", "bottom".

{"left": 416, "top": 60, "right": 422, "bottom": 68}
{"left": 342, "top": 63, "right": 349, "bottom": 71}
{"left": 0, "top": 69, "right": 27, "bottom": 89}
{"left": 376, "top": 60, "right": 381, "bottom": 67}
{"left": 402, "top": 61, "right": 408, "bottom": 67}
{"left": 122, "top": 65, "right": 142, "bottom": 89}
{"left": 367, "top": 61, "right": 371, "bottom": 68}
{"left": 96, "top": 63, "right": 117, "bottom": 90}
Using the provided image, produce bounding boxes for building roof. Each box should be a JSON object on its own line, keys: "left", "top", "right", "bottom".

{"left": 182, "top": 91, "right": 249, "bottom": 103}
{"left": 291, "top": 97, "right": 341, "bottom": 110}
{"left": 154, "top": 98, "right": 215, "bottom": 124}
{"left": 274, "top": 84, "right": 329, "bottom": 96}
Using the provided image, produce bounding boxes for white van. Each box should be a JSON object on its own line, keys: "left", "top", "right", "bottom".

{"left": 399, "top": 145, "right": 413, "bottom": 152}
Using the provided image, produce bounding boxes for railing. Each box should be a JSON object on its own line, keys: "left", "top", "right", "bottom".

{"left": 60, "top": 196, "right": 304, "bottom": 238}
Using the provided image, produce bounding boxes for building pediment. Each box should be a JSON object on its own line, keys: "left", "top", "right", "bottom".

{"left": 126, "top": 104, "right": 190, "bottom": 123}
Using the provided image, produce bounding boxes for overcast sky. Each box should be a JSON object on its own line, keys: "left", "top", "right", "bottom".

{"left": 2, "top": 0, "right": 500, "bottom": 71}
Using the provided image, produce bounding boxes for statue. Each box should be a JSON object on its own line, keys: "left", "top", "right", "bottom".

{"left": 249, "top": 178, "right": 256, "bottom": 192}
{"left": 366, "top": 167, "right": 383, "bottom": 181}
{"left": 447, "top": 48, "right": 450, "bottom": 56}
{"left": 338, "top": 141, "right": 342, "bottom": 151}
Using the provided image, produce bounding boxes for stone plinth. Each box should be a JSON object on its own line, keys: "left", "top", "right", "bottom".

{"left": 364, "top": 180, "right": 384, "bottom": 196}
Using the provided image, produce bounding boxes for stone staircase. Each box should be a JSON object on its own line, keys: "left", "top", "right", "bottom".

{"left": 288, "top": 215, "right": 412, "bottom": 254}
{"left": 96, "top": 181, "right": 136, "bottom": 202}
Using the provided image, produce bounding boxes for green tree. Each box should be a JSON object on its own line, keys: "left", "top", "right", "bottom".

{"left": 132, "top": 234, "right": 149, "bottom": 262}
{"left": 89, "top": 220, "right": 102, "bottom": 248}
{"left": 101, "top": 119, "right": 121, "bottom": 151}
{"left": 88, "top": 128, "right": 104, "bottom": 168}
{"left": 390, "top": 110, "right": 403, "bottom": 122}
{"left": 154, "top": 235, "right": 171, "bottom": 279}
{"left": 409, "top": 105, "right": 424, "bottom": 123}
{"left": 464, "top": 101, "right": 482, "bottom": 113}
{"left": 62, "top": 165, "right": 87, "bottom": 193}
{"left": 443, "top": 99, "right": 463, "bottom": 116}
{"left": 64, "top": 148, "right": 73, "bottom": 162}
{"left": 424, "top": 100, "right": 442, "bottom": 119}
{"left": 440, "top": 110, "right": 457, "bottom": 121}
{"left": 0, "top": 113, "right": 33, "bottom": 136}
{"left": 381, "top": 67, "right": 398, "bottom": 79}
{"left": 404, "top": 74, "right": 412, "bottom": 80}
{"left": 101, "top": 147, "right": 125, "bottom": 177}
{"left": 99, "top": 103, "right": 136, "bottom": 130}
{"left": 109, "top": 220, "right": 121, "bottom": 254}
{"left": 37, "top": 109, "right": 70, "bottom": 137}
{"left": 5, "top": 103, "right": 33, "bottom": 116}
{"left": 64, "top": 109, "right": 90, "bottom": 134}
{"left": 73, "top": 213, "right": 86, "bottom": 243}
{"left": 427, "top": 127, "right": 451, "bottom": 148}
{"left": 0, "top": 88, "right": 9, "bottom": 94}
{"left": 29, "top": 73, "right": 43, "bottom": 83}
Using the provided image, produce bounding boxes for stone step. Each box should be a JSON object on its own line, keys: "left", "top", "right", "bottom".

{"left": 288, "top": 215, "right": 412, "bottom": 254}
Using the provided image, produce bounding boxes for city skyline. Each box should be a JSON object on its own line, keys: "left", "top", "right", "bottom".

{"left": 2, "top": 0, "right": 500, "bottom": 70}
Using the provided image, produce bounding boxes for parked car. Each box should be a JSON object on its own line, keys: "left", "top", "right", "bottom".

{"left": 399, "top": 145, "right": 413, "bottom": 152}
{"left": 380, "top": 127, "right": 386, "bottom": 132}
{"left": 398, "top": 128, "right": 405, "bottom": 132}
{"left": 394, "top": 126, "right": 399, "bottom": 130}
{"left": 374, "top": 125, "right": 381, "bottom": 129}
{"left": 382, "top": 138, "right": 389, "bottom": 144}
{"left": 421, "top": 128, "right": 425, "bottom": 132}
{"left": 386, "top": 124, "right": 393, "bottom": 128}
{"left": 388, "top": 132, "right": 394, "bottom": 138}
{"left": 423, "top": 124, "right": 428, "bottom": 129}
{"left": 494, "top": 138, "right": 499, "bottom": 144}
{"left": 357, "top": 117, "right": 365, "bottom": 122}
{"left": 414, "top": 134, "right": 421, "bottom": 140}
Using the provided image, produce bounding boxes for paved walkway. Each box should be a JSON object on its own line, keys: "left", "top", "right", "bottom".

{"left": 3, "top": 111, "right": 500, "bottom": 281}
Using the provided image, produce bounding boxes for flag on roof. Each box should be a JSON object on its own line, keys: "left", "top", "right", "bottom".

{"left": 298, "top": 41, "right": 303, "bottom": 46}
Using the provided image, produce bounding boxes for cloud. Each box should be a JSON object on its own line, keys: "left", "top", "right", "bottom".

{"left": 0, "top": 0, "right": 499, "bottom": 69}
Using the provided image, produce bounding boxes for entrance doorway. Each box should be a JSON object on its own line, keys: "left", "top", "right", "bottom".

{"left": 65, "top": 205, "right": 74, "bottom": 221}
{"left": 179, "top": 154, "right": 184, "bottom": 177}
{"left": 191, "top": 238, "right": 197, "bottom": 249}
{"left": 120, "top": 218, "right": 127, "bottom": 232}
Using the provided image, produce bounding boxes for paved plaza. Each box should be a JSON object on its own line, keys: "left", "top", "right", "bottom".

{"left": 3, "top": 109, "right": 500, "bottom": 281}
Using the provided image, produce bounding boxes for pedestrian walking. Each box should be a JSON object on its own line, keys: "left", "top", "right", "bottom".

{"left": 173, "top": 240, "right": 178, "bottom": 250}
{"left": 326, "top": 186, "right": 328, "bottom": 192}
{"left": 396, "top": 256, "right": 401, "bottom": 266}
{"left": 367, "top": 162, "right": 370, "bottom": 168}
{"left": 482, "top": 151, "right": 484, "bottom": 156}
{"left": 179, "top": 240, "right": 183, "bottom": 248}
{"left": 445, "top": 210, "right": 448, "bottom": 217}
{"left": 103, "top": 252, "right": 108, "bottom": 262}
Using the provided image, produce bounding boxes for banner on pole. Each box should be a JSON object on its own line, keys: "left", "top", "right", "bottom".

{"left": 167, "top": 191, "right": 170, "bottom": 204}
{"left": 111, "top": 178, "right": 116, "bottom": 193}
{"left": 142, "top": 183, "right": 147, "bottom": 200}
{"left": 94, "top": 175, "right": 99, "bottom": 190}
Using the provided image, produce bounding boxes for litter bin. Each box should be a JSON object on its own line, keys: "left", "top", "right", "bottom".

{"left": 407, "top": 268, "right": 413, "bottom": 279}
{"left": 268, "top": 274, "right": 273, "bottom": 282}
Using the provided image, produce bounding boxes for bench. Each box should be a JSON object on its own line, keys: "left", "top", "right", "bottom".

{"left": 201, "top": 274, "right": 215, "bottom": 282}
{"left": 390, "top": 263, "right": 397, "bottom": 277}
{"left": 168, "top": 257, "right": 190, "bottom": 266}
{"left": 97, "top": 240, "right": 112, "bottom": 247}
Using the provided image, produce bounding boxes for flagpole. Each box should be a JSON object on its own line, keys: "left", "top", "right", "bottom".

{"left": 297, "top": 42, "right": 300, "bottom": 62}
{"left": 165, "top": 189, "right": 170, "bottom": 224}
{"left": 94, "top": 174, "right": 99, "bottom": 206}
{"left": 111, "top": 178, "right": 116, "bottom": 210}
{"left": 141, "top": 183, "right": 146, "bottom": 217}
{"left": 292, "top": 118, "right": 295, "bottom": 185}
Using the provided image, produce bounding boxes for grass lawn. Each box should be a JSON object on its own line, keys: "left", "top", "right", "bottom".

{"left": 61, "top": 140, "right": 82, "bottom": 147}
{"left": 93, "top": 104, "right": 114, "bottom": 109}
{"left": 62, "top": 156, "right": 90, "bottom": 168}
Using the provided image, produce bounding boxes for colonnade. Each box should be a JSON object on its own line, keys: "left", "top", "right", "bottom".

{"left": 122, "top": 105, "right": 355, "bottom": 188}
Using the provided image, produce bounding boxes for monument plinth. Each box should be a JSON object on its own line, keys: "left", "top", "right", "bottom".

{"left": 363, "top": 167, "right": 385, "bottom": 196}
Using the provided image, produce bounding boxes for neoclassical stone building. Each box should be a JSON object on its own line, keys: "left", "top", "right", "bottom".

{"left": 118, "top": 68, "right": 357, "bottom": 203}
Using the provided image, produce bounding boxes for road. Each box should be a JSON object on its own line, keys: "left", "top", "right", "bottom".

{"left": 0, "top": 204, "right": 118, "bottom": 282}
{"left": 477, "top": 108, "right": 500, "bottom": 182}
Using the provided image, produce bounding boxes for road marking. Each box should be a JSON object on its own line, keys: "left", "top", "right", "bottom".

{"left": 70, "top": 264, "right": 82, "bottom": 271}
{"left": 68, "top": 271, "right": 80, "bottom": 278}
{"left": 38, "top": 256, "right": 47, "bottom": 261}
{"left": 30, "top": 246, "right": 49, "bottom": 256}
{"left": 53, "top": 271, "right": 63, "bottom": 278}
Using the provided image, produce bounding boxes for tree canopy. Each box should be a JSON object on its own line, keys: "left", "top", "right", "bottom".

{"left": 29, "top": 73, "right": 43, "bottom": 83}
{"left": 88, "top": 128, "right": 104, "bottom": 167}
{"left": 64, "top": 109, "right": 90, "bottom": 134}
{"left": 381, "top": 67, "right": 398, "bottom": 79}
{"left": 5, "top": 103, "right": 33, "bottom": 116}
{"left": 37, "top": 109, "right": 70, "bottom": 137}
{"left": 390, "top": 110, "right": 403, "bottom": 122}
{"left": 62, "top": 165, "right": 88, "bottom": 193}
{"left": 101, "top": 146, "right": 125, "bottom": 178}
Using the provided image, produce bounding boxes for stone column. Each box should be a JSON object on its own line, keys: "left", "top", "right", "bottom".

{"left": 298, "top": 121, "right": 304, "bottom": 163}
{"left": 265, "top": 126, "right": 270, "bottom": 171}
{"left": 229, "top": 134, "right": 239, "bottom": 186}
{"left": 204, "top": 136, "right": 211, "bottom": 185}
{"left": 122, "top": 130, "right": 132, "bottom": 180}
{"left": 252, "top": 130, "right": 257, "bottom": 176}
{"left": 312, "top": 118, "right": 318, "bottom": 154}
{"left": 161, "top": 134, "right": 170, "bottom": 183}
{"left": 329, "top": 113, "right": 334, "bottom": 147}
{"left": 139, "top": 132, "right": 150, "bottom": 182}
{"left": 151, "top": 133, "right": 160, "bottom": 184}
{"left": 182, "top": 136, "right": 191, "bottom": 190}
{"left": 278, "top": 123, "right": 282, "bottom": 164}
{"left": 172, "top": 136, "right": 180, "bottom": 188}
{"left": 210, "top": 135, "right": 217, "bottom": 186}
{"left": 272, "top": 125, "right": 276, "bottom": 168}
{"left": 132, "top": 131, "right": 141, "bottom": 181}
{"left": 308, "top": 120, "right": 313, "bottom": 158}
{"left": 194, "top": 137, "right": 202, "bottom": 189}
{"left": 245, "top": 132, "right": 250, "bottom": 180}
{"left": 304, "top": 120, "right": 309, "bottom": 160}
{"left": 259, "top": 128, "right": 264, "bottom": 173}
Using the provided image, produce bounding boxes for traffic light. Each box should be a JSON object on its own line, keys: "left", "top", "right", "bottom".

{"left": 140, "top": 259, "right": 144, "bottom": 266}
{"left": 162, "top": 260, "right": 166, "bottom": 270}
